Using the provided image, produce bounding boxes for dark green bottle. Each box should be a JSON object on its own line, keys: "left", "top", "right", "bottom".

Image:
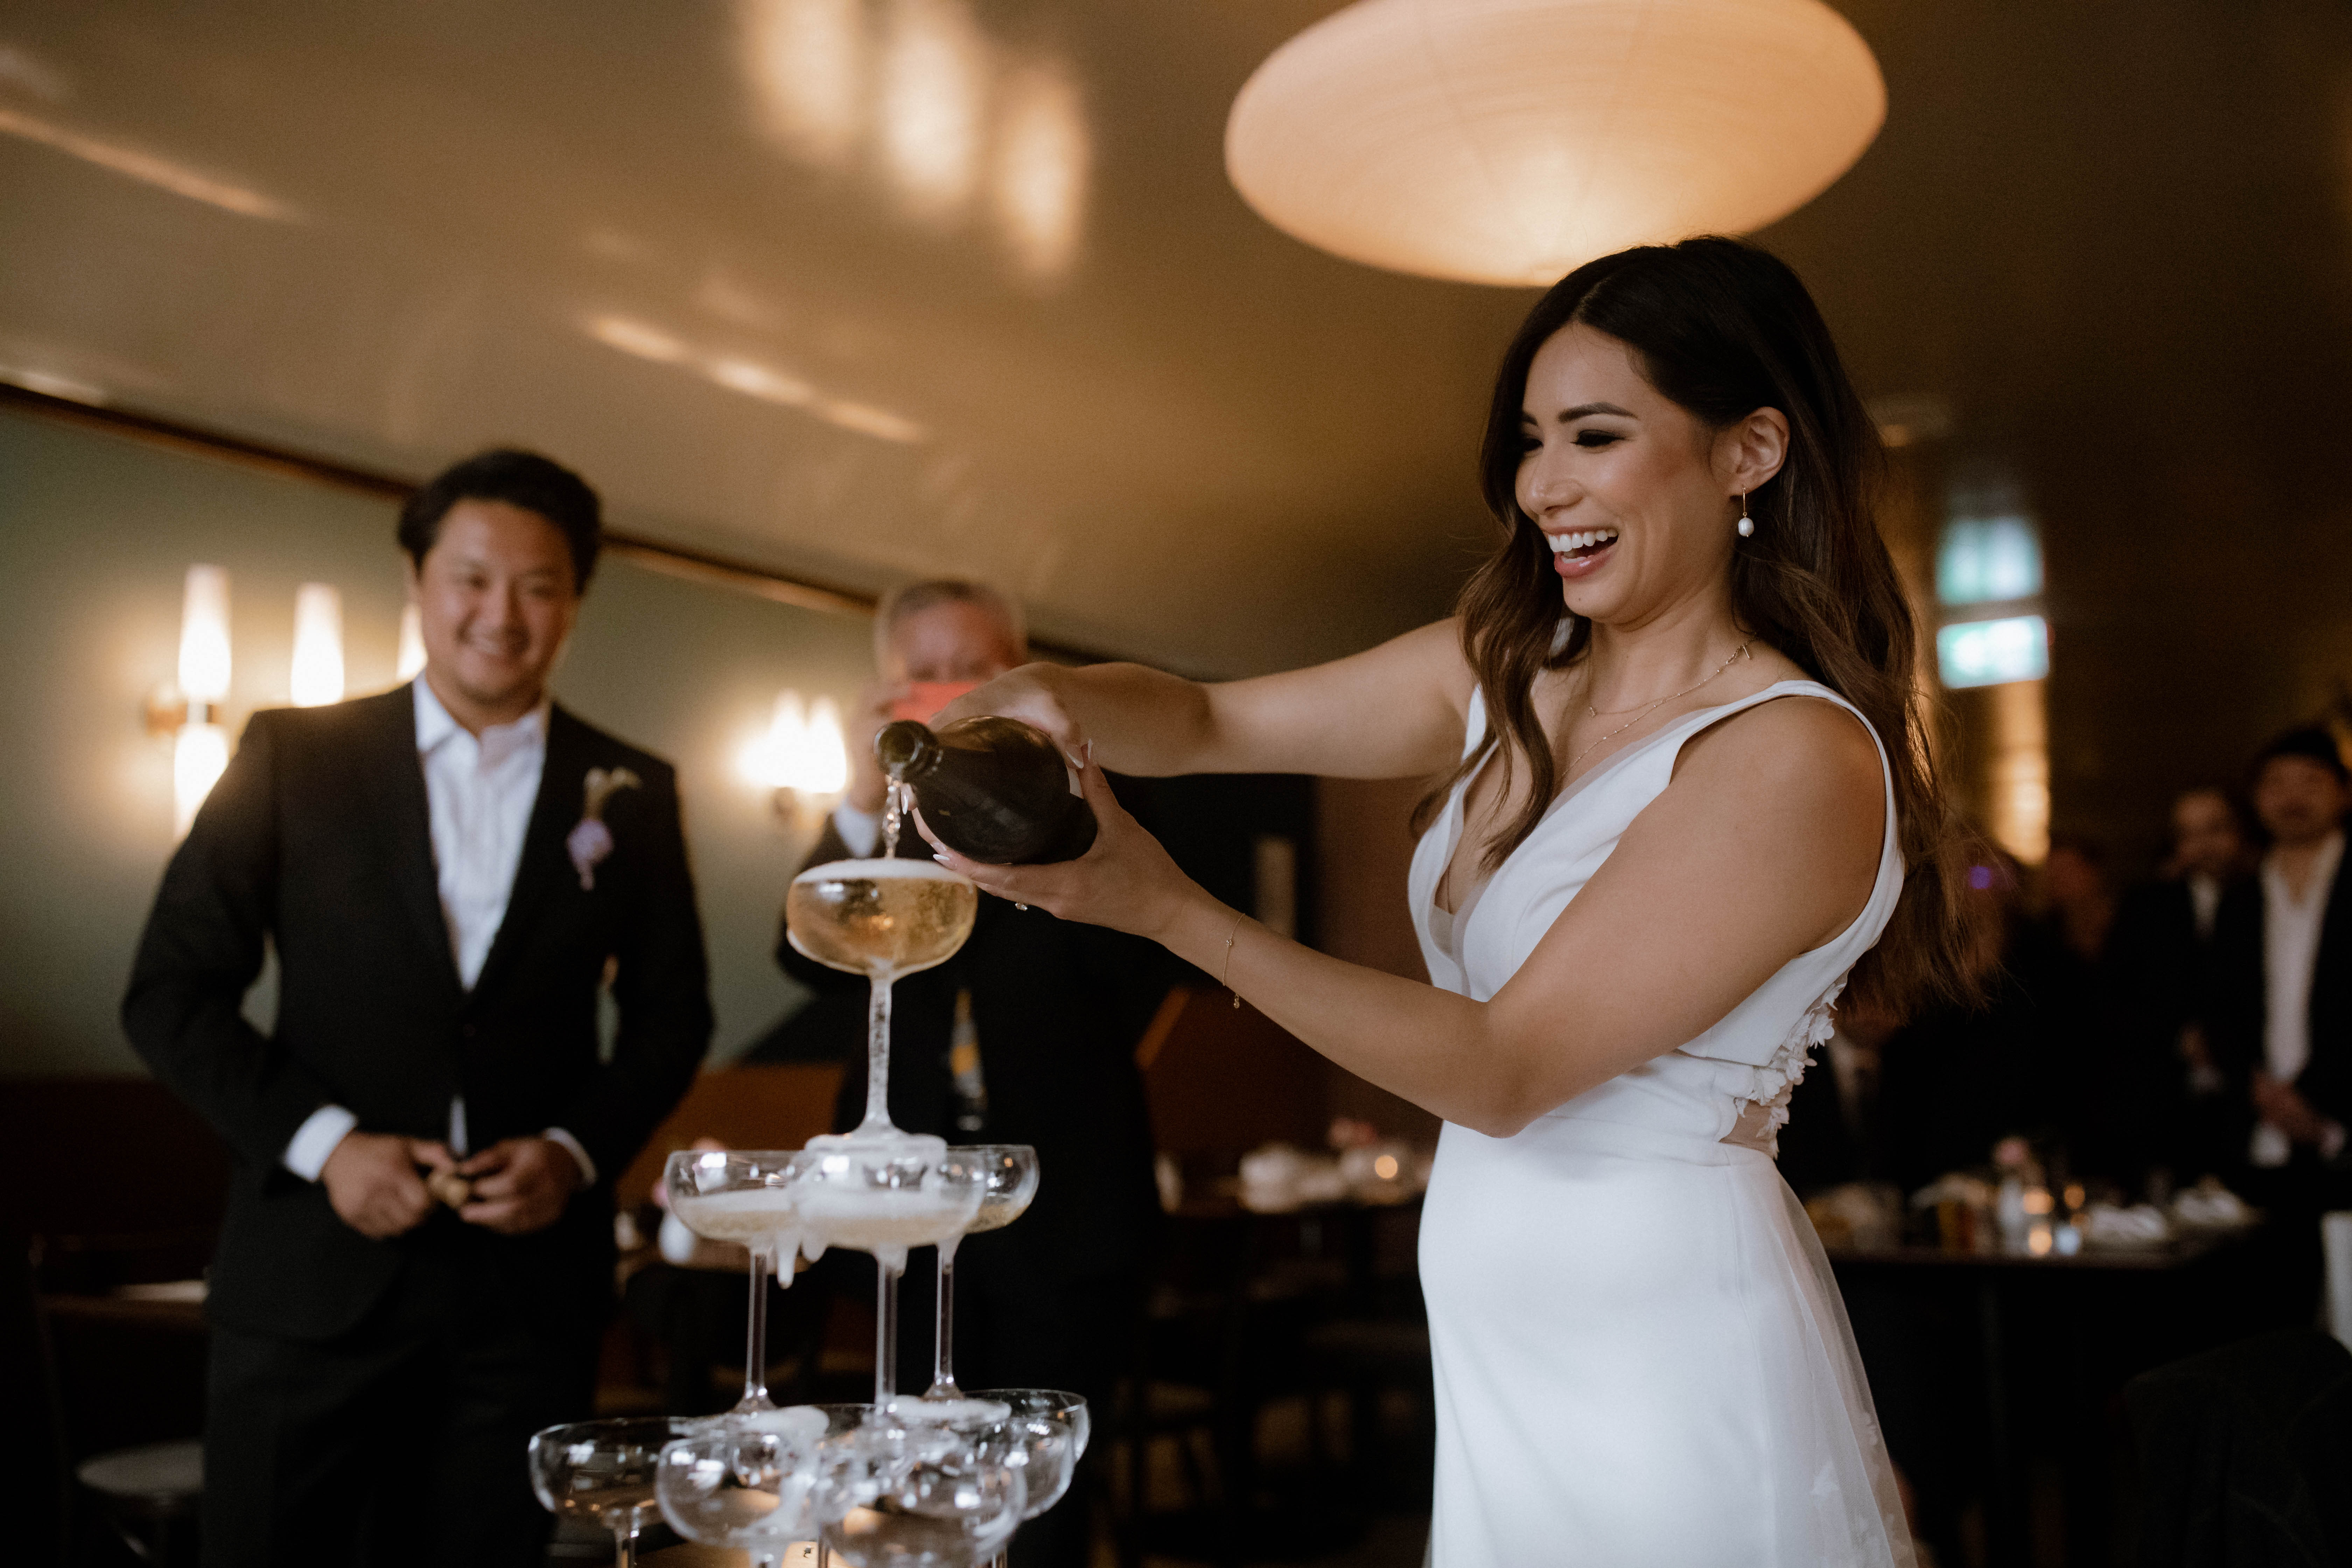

{"left": 874, "top": 716, "right": 1099, "bottom": 864}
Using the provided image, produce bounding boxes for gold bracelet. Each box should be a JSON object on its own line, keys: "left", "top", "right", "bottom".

{"left": 1220, "top": 910, "right": 1246, "bottom": 1009}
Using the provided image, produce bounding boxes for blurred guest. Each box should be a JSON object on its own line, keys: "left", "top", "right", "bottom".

{"left": 122, "top": 451, "right": 713, "bottom": 1568}
{"left": 2018, "top": 832, "right": 2114, "bottom": 1169}
{"left": 2103, "top": 788, "right": 2248, "bottom": 1186}
{"left": 775, "top": 579, "right": 1173, "bottom": 1568}
{"left": 2209, "top": 729, "right": 2352, "bottom": 1212}
{"left": 1876, "top": 852, "right": 2061, "bottom": 1194}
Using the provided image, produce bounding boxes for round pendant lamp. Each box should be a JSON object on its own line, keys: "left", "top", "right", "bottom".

{"left": 1225, "top": 0, "right": 1885, "bottom": 287}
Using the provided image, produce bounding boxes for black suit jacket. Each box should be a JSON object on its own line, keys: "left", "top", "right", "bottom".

{"left": 2208, "top": 849, "right": 2352, "bottom": 1141}
{"left": 123, "top": 685, "right": 713, "bottom": 1341}
{"left": 773, "top": 812, "right": 1171, "bottom": 1280}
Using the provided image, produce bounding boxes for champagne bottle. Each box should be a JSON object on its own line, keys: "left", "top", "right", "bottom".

{"left": 874, "top": 715, "right": 1098, "bottom": 863}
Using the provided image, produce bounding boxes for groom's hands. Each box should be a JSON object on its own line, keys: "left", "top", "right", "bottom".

{"left": 455, "top": 1136, "right": 583, "bottom": 1235}
{"left": 321, "top": 1131, "right": 453, "bottom": 1239}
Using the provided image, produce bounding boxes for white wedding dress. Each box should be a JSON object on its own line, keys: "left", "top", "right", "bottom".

{"left": 1410, "top": 679, "right": 1916, "bottom": 1567}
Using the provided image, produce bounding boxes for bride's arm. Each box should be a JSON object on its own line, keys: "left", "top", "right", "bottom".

{"left": 938, "top": 697, "right": 1885, "bottom": 1138}
{"left": 932, "top": 618, "right": 1472, "bottom": 782}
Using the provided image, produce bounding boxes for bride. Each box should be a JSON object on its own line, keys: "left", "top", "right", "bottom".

{"left": 929, "top": 236, "right": 1977, "bottom": 1566}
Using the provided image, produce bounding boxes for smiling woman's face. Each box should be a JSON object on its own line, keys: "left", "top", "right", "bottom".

{"left": 1516, "top": 323, "right": 1742, "bottom": 625}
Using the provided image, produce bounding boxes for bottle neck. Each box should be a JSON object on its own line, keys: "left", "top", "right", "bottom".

{"left": 874, "top": 720, "right": 942, "bottom": 783}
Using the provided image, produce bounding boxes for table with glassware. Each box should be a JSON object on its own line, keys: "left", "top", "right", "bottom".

{"left": 1823, "top": 1211, "right": 2272, "bottom": 1567}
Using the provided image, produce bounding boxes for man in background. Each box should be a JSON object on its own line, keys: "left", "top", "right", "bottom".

{"left": 777, "top": 579, "right": 1171, "bottom": 1568}
{"left": 124, "top": 450, "right": 713, "bottom": 1566}
{"left": 2207, "top": 728, "right": 2352, "bottom": 1321}
{"left": 2103, "top": 787, "right": 2248, "bottom": 1186}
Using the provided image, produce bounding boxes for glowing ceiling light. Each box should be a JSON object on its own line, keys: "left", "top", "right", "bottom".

{"left": 587, "top": 314, "right": 692, "bottom": 364}
{"left": 879, "top": 0, "right": 988, "bottom": 221}
{"left": 741, "top": 692, "right": 850, "bottom": 795}
{"left": 709, "top": 357, "right": 818, "bottom": 407}
{"left": 289, "top": 583, "right": 344, "bottom": 708}
{"left": 993, "top": 57, "right": 1089, "bottom": 282}
{"left": 741, "top": 0, "right": 869, "bottom": 167}
{"left": 1936, "top": 615, "right": 2050, "bottom": 690}
{"left": 1224, "top": 0, "right": 1884, "bottom": 286}
{"left": 0, "top": 105, "right": 300, "bottom": 222}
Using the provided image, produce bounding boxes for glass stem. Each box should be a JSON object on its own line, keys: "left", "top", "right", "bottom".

{"left": 613, "top": 1522, "right": 637, "bottom": 1568}
{"left": 875, "top": 1257, "right": 901, "bottom": 1406}
{"left": 850, "top": 974, "right": 897, "bottom": 1139}
{"left": 931, "top": 1236, "right": 963, "bottom": 1396}
{"left": 744, "top": 1242, "right": 774, "bottom": 1408}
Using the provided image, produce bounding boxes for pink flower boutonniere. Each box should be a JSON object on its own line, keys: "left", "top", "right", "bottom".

{"left": 567, "top": 766, "right": 642, "bottom": 890}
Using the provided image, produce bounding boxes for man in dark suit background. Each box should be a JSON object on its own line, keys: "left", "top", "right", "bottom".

{"left": 2207, "top": 728, "right": 2352, "bottom": 1313}
{"left": 123, "top": 450, "right": 713, "bottom": 1567}
{"left": 776, "top": 579, "right": 1171, "bottom": 1568}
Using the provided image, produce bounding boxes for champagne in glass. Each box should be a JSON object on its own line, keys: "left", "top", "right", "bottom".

{"left": 785, "top": 859, "right": 977, "bottom": 1148}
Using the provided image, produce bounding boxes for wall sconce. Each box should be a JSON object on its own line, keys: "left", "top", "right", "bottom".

{"left": 145, "top": 565, "right": 233, "bottom": 837}
{"left": 740, "top": 690, "right": 849, "bottom": 828}
{"left": 290, "top": 583, "right": 345, "bottom": 707}
{"left": 395, "top": 603, "right": 426, "bottom": 681}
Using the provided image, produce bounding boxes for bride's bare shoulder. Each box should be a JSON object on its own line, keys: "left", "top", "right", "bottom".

{"left": 1676, "top": 690, "right": 1884, "bottom": 845}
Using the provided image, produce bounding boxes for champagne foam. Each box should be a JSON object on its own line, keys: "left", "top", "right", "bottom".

{"left": 792, "top": 858, "right": 973, "bottom": 886}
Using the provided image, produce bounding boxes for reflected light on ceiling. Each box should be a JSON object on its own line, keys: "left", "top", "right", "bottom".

{"left": 587, "top": 314, "right": 691, "bottom": 364}
{"left": 582, "top": 314, "right": 925, "bottom": 443}
{"left": 741, "top": 0, "right": 868, "bottom": 168}
{"left": 0, "top": 105, "right": 300, "bottom": 222}
{"left": 819, "top": 398, "right": 925, "bottom": 444}
{"left": 993, "top": 58, "right": 1088, "bottom": 282}
{"left": 880, "top": 0, "right": 988, "bottom": 221}
{"left": 289, "top": 583, "right": 344, "bottom": 707}
{"left": 710, "top": 357, "right": 817, "bottom": 407}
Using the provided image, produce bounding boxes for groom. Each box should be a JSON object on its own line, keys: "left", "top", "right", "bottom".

{"left": 123, "top": 450, "right": 713, "bottom": 1567}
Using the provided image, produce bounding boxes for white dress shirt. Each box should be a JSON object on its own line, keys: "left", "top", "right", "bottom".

{"left": 2251, "top": 830, "right": 2347, "bottom": 1168}
{"left": 281, "top": 678, "right": 594, "bottom": 1186}
{"left": 833, "top": 800, "right": 883, "bottom": 858}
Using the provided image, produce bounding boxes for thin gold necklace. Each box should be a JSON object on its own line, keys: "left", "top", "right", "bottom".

{"left": 1566, "top": 642, "right": 1751, "bottom": 776}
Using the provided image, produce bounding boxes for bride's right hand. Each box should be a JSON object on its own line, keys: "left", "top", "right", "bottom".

{"left": 932, "top": 663, "right": 1090, "bottom": 767}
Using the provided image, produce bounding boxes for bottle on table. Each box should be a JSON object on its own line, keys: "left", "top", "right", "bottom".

{"left": 874, "top": 715, "right": 1098, "bottom": 864}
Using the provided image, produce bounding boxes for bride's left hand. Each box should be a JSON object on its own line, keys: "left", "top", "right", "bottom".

{"left": 919, "top": 755, "right": 1205, "bottom": 940}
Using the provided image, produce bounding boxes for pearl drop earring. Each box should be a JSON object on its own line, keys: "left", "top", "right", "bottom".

{"left": 1736, "top": 493, "right": 1755, "bottom": 538}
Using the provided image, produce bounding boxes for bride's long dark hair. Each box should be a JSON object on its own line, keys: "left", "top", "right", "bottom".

{"left": 1416, "top": 236, "right": 1981, "bottom": 1017}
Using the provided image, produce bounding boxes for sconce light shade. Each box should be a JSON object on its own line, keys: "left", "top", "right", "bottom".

{"left": 178, "top": 565, "right": 231, "bottom": 704}
{"left": 1224, "top": 0, "right": 1885, "bottom": 286}
{"left": 290, "top": 583, "right": 344, "bottom": 707}
{"left": 173, "top": 721, "right": 229, "bottom": 837}
{"left": 395, "top": 603, "right": 427, "bottom": 682}
{"left": 741, "top": 692, "right": 852, "bottom": 797}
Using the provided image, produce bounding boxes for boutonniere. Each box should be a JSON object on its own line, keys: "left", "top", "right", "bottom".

{"left": 566, "top": 767, "right": 642, "bottom": 890}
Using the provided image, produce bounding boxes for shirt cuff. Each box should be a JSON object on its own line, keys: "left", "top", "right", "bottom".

{"left": 283, "top": 1104, "right": 359, "bottom": 1182}
{"left": 542, "top": 1127, "right": 598, "bottom": 1187}
{"left": 833, "top": 801, "right": 881, "bottom": 858}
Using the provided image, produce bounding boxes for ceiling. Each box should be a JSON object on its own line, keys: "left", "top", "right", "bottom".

{"left": 3, "top": 1, "right": 2352, "bottom": 719}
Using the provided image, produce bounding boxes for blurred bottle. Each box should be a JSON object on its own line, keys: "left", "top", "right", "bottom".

{"left": 947, "top": 987, "right": 987, "bottom": 1134}
{"left": 875, "top": 716, "right": 1097, "bottom": 863}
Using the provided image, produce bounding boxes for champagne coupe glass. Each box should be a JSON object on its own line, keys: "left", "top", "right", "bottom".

{"left": 784, "top": 858, "right": 977, "bottom": 1147}
{"left": 794, "top": 1146, "right": 986, "bottom": 1404}
{"left": 925, "top": 1146, "right": 1039, "bottom": 1399}
{"left": 666, "top": 1148, "right": 808, "bottom": 1413}
{"left": 655, "top": 1406, "right": 834, "bottom": 1568}
{"left": 820, "top": 1404, "right": 1027, "bottom": 1568}
{"left": 965, "top": 1389, "right": 1088, "bottom": 1568}
{"left": 528, "top": 1416, "right": 692, "bottom": 1568}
